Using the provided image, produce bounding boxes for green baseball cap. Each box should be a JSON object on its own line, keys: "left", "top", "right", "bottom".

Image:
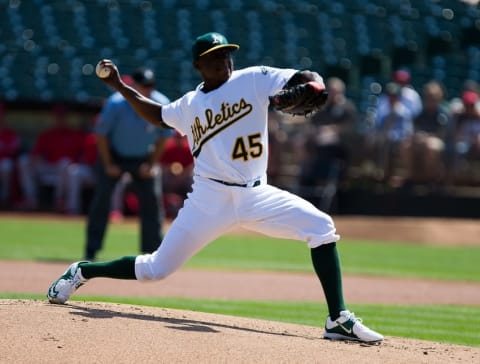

{"left": 192, "top": 32, "right": 240, "bottom": 60}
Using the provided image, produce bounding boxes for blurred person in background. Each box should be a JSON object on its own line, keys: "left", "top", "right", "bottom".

{"left": 297, "top": 77, "right": 357, "bottom": 211}
{"left": 376, "top": 69, "right": 422, "bottom": 121}
{"left": 0, "top": 102, "right": 21, "bottom": 209}
{"left": 63, "top": 118, "right": 99, "bottom": 215}
{"left": 408, "top": 80, "right": 452, "bottom": 187}
{"left": 265, "top": 108, "right": 286, "bottom": 188}
{"left": 301, "top": 77, "right": 357, "bottom": 182}
{"left": 158, "top": 132, "right": 194, "bottom": 219}
{"left": 449, "top": 79, "right": 480, "bottom": 115}
{"left": 374, "top": 82, "right": 414, "bottom": 187}
{"left": 84, "top": 67, "right": 172, "bottom": 261}
{"left": 452, "top": 90, "right": 480, "bottom": 184}
{"left": 17, "top": 104, "right": 84, "bottom": 211}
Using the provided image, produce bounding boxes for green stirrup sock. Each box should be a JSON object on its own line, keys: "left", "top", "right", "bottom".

{"left": 311, "top": 242, "right": 346, "bottom": 320}
{"left": 79, "top": 256, "right": 137, "bottom": 280}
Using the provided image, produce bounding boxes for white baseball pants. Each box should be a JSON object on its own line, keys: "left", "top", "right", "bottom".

{"left": 135, "top": 175, "right": 340, "bottom": 281}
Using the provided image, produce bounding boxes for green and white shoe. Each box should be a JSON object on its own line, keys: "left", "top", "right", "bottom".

{"left": 324, "top": 310, "right": 384, "bottom": 343}
{"left": 47, "top": 261, "right": 88, "bottom": 304}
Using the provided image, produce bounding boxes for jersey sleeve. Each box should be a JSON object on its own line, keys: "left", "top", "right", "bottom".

{"left": 151, "top": 91, "right": 175, "bottom": 136}
{"left": 160, "top": 96, "right": 188, "bottom": 136}
{"left": 252, "top": 66, "right": 297, "bottom": 100}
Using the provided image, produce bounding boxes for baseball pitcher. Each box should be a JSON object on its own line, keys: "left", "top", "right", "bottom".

{"left": 47, "top": 32, "right": 383, "bottom": 343}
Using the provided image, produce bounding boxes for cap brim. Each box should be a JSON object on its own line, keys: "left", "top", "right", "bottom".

{"left": 198, "top": 44, "right": 240, "bottom": 58}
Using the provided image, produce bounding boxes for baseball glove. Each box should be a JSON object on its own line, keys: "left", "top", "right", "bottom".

{"left": 269, "top": 81, "right": 328, "bottom": 116}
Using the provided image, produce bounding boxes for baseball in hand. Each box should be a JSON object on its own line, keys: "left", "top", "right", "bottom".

{"left": 95, "top": 62, "right": 111, "bottom": 78}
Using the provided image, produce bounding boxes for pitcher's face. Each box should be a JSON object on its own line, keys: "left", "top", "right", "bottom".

{"left": 194, "top": 49, "right": 234, "bottom": 91}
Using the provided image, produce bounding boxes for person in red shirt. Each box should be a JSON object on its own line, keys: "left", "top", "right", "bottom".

{"left": 0, "top": 102, "right": 21, "bottom": 208}
{"left": 159, "top": 132, "right": 193, "bottom": 195}
{"left": 64, "top": 130, "right": 98, "bottom": 214}
{"left": 158, "top": 132, "right": 193, "bottom": 218}
{"left": 64, "top": 112, "right": 139, "bottom": 217}
{"left": 18, "top": 104, "right": 84, "bottom": 211}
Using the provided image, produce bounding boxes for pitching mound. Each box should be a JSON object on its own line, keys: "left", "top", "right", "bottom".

{"left": 1, "top": 299, "right": 479, "bottom": 363}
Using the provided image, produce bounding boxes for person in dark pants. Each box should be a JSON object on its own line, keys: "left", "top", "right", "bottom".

{"left": 85, "top": 67, "right": 173, "bottom": 260}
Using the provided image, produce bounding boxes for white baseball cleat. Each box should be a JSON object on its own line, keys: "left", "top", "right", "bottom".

{"left": 47, "top": 261, "right": 88, "bottom": 304}
{"left": 324, "top": 310, "right": 384, "bottom": 343}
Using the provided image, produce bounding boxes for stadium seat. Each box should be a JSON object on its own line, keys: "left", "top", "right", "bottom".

{"left": 0, "top": 0, "right": 475, "bottom": 108}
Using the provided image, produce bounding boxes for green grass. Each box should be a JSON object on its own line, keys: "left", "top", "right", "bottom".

{"left": 0, "top": 218, "right": 138, "bottom": 261}
{"left": 1, "top": 217, "right": 479, "bottom": 282}
{"left": 192, "top": 236, "right": 480, "bottom": 282}
{"left": 1, "top": 215, "right": 479, "bottom": 347}
{"left": 3, "top": 293, "right": 480, "bottom": 347}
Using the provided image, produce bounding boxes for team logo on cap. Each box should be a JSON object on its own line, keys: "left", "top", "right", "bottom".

{"left": 211, "top": 34, "right": 224, "bottom": 45}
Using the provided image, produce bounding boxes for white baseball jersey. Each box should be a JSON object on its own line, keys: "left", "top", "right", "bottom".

{"left": 161, "top": 66, "right": 296, "bottom": 184}
{"left": 135, "top": 65, "right": 340, "bottom": 282}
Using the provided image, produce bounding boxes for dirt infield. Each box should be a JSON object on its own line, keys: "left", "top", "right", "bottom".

{"left": 1, "top": 215, "right": 480, "bottom": 363}
{"left": 2, "top": 300, "right": 479, "bottom": 364}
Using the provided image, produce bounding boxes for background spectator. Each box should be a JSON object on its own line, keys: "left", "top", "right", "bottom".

{"left": 266, "top": 108, "right": 286, "bottom": 188}
{"left": 408, "top": 80, "right": 452, "bottom": 187}
{"left": 17, "top": 104, "right": 84, "bottom": 211}
{"left": 297, "top": 77, "right": 357, "bottom": 211}
{"left": 452, "top": 90, "right": 480, "bottom": 184}
{"left": 159, "top": 132, "right": 194, "bottom": 219}
{"left": 449, "top": 80, "right": 480, "bottom": 115}
{"left": 376, "top": 69, "right": 423, "bottom": 122}
{"left": 374, "top": 82, "right": 414, "bottom": 187}
{"left": 64, "top": 125, "right": 98, "bottom": 215}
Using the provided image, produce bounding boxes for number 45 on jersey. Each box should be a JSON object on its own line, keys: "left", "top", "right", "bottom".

{"left": 231, "top": 133, "right": 263, "bottom": 161}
